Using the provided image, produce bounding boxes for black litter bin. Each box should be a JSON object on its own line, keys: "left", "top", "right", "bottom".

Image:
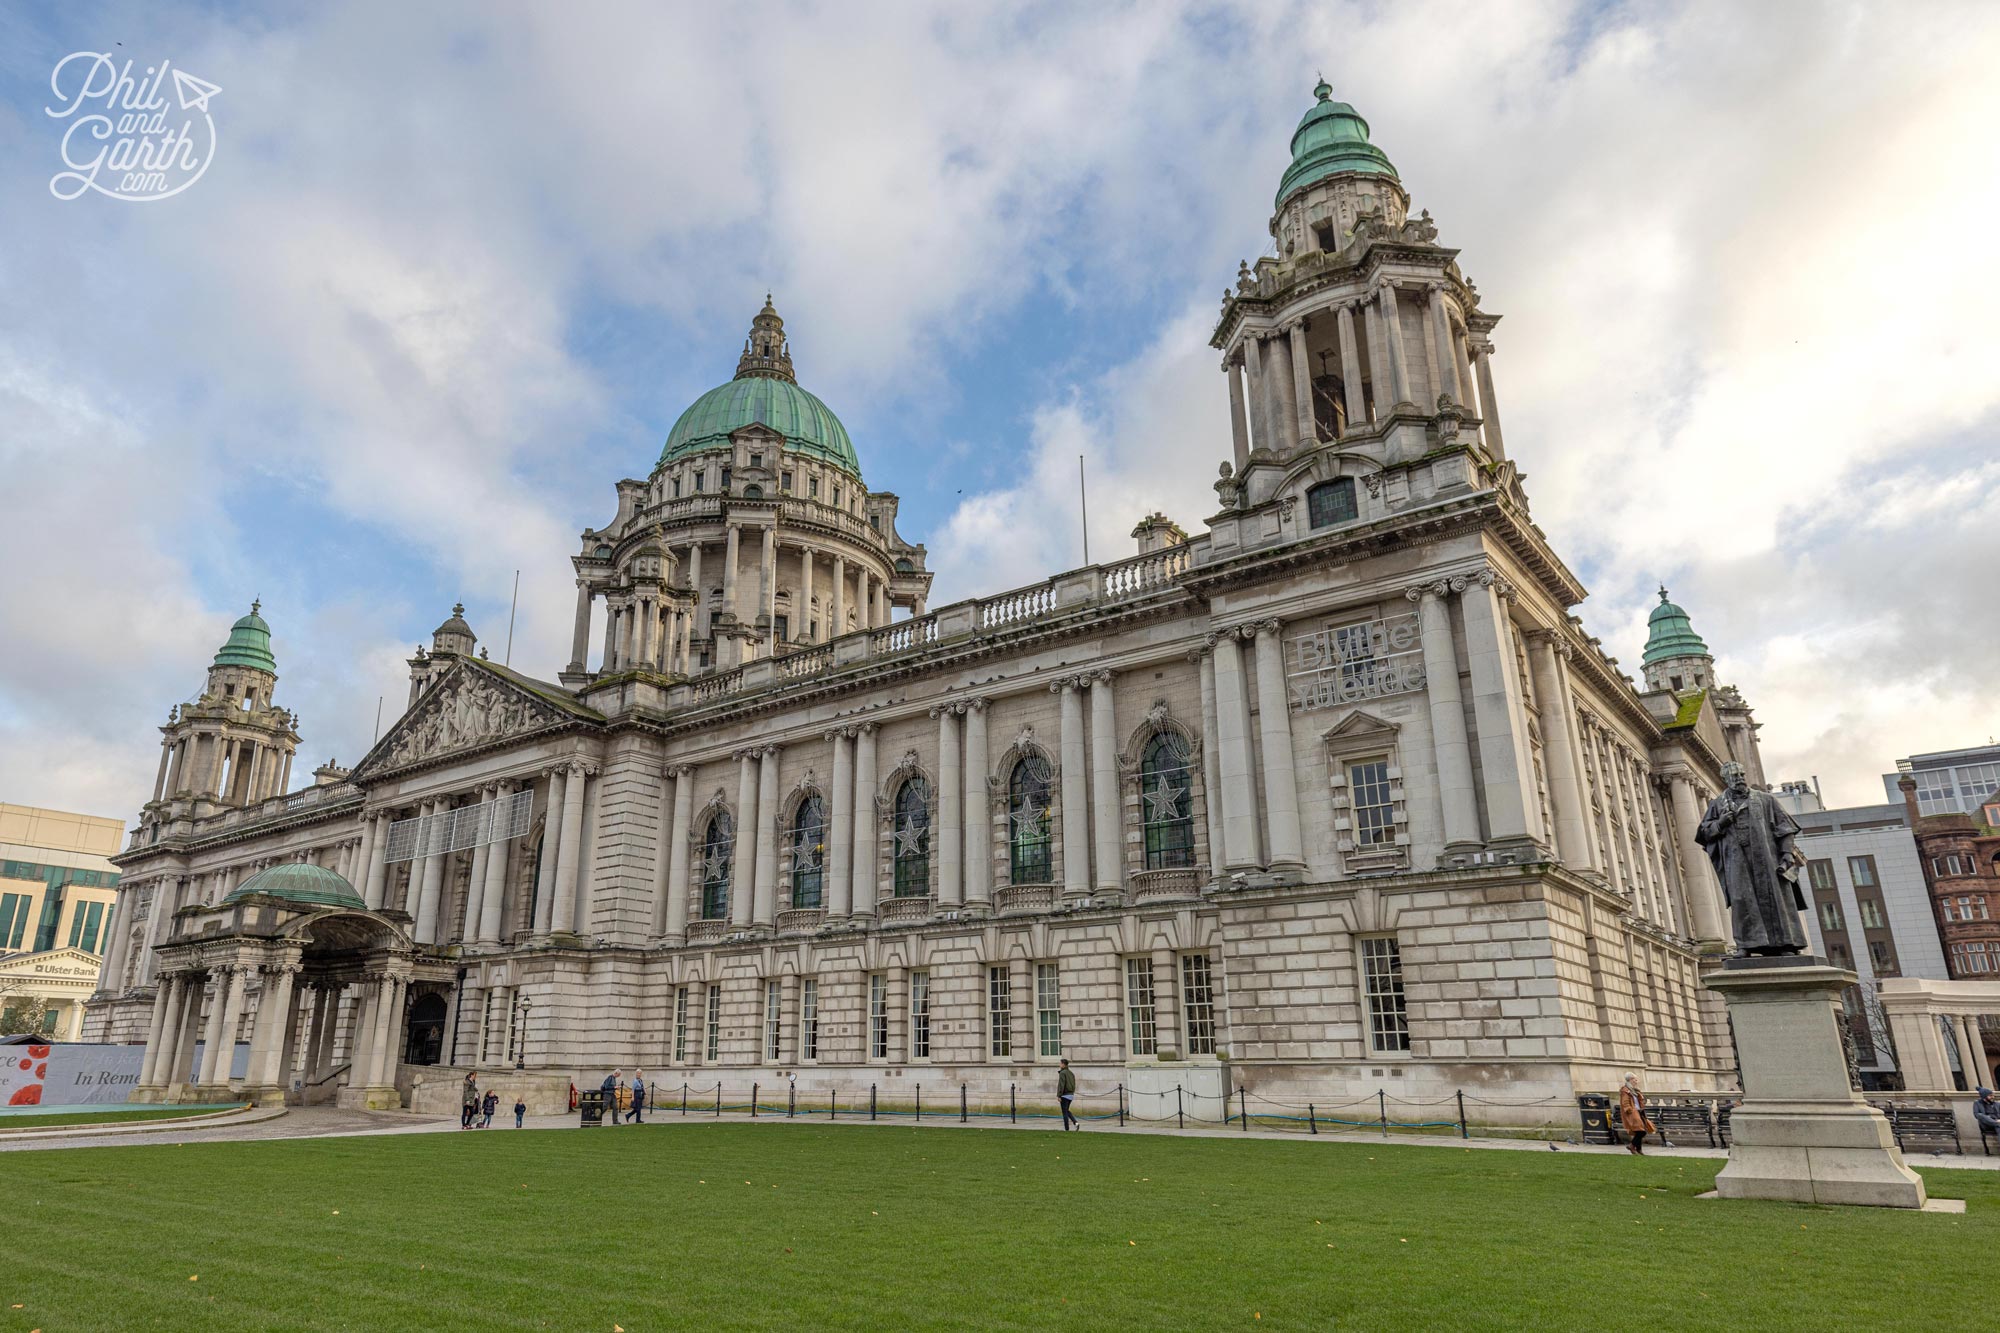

{"left": 1577, "top": 1093, "right": 1619, "bottom": 1145}
{"left": 579, "top": 1090, "right": 607, "bottom": 1127}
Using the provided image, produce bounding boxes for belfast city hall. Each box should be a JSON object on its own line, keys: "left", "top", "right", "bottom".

{"left": 84, "top": 83, "right": 1768, "bottom": 1123}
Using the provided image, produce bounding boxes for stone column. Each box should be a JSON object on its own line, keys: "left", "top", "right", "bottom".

{"left": 1950, "top": 1014, "right": 1982, "bottom": 1088}
{"left": 1526, "top": 633, "right": 1592, "bottom": 867}
{"left": 1406, "top": 583, "right": 1480, "bottom": 852}
{"left": 1195, "top": 650, "right": 1227, "bottom": 879}
{"left": 477, "top": 791, "right": 510, "bottom": 944}
{"left": 414, "top": 800, "right": 447, "bottom": 946}
{"left": 196, "top": 969, "right": 232, "bottom": 1085}
{"left": 1288, "top": 321, "right": 1315, "bottom": 445}
{"left": 1378, "top": 283, "right": 1412, "bottom": 406}
{"left": 853, "top": 722, "right": 880, "bottom": 917}
{"left": 138, "top": 977, "right": 175, "bottom": 1085}
{"left": 1966, "top": 1016, "right": 1991, "bottom": 1085}
{"left": 722, "top": 523, "right": 741, "bottom": 625}
{"left": 1472, "top": 343, "right": 1506, "bottom": 459}
{"left": 1453, "top": 328, "right": 1478, "bottom": 418}
{"left": 241, "top": 968, "right": 277, "bottom": 1086}
{"left": 856, "top": 571, "right": 872, "bottom": 630}
{"left": 1427, "top": 286, "right": 1462, "bottom": 406}
{"left": 138, "top": 879, "right": 176, "bottom": 985}
{"left": 1242, "top": 335, "right": 1269, "bottom": 453}
{"left": 164, "top": 738, "right": 186, "bottom": 797}
{"left": 687, "top": 544, "right": 706, "bottom": 638}
{"left": 99, "top": 890, "right": 133, "bottom": 993}
{"left": 464, "top": 795, "right": 492, "bottom": 946}
{"left": 1266, "top": 334, "right": 1298, "bottom": 453}
{"left": 937, "top": 705, "right": 964, "bottom": 907}
{"left": 569, "top": 582, "right": 593, "bottom": 669}
{"left": 1088, "top": 673, "right": 1121, "bottom": 896}
{"left": 831, "top": 556, "right": 847, "bottom": 638}
{"left": 152, "top": 975, "right": 190, "bottom": 1086}
{"left": 1225, "top": 356, "right": 1249, "bottom": 470}
{"left": 760, "top": 526, "right": 777, "bottom": 644}
{"left": 1152, "top": 946, "right": 1180, "bottom": 1055}
{"left": 1458, "top": 571, "right": 1542, "bottom": 847}
{"left": 828, "top": 731, "right": 854, "bottom": 919}
{"left": 367, "top": 976, "right": 402, "bottom": 1088}
{"left": 278, "top": 750, "right": 293, "bottom": 797}
{"left": 1057, "top": 681, "right": 1091, "bottom": 902}
{"left": 301, "top": 984, "right": 330, "bottom": 1084}
{"left": 1335, "top": 302, "right": 1366, "bottom": 433}
{"left": 621, "top": 598, "right": 638, "bottom": 669}
{"left": 1668, "top": 774, "right": 1728, "bottom": 949}
{"left": 797, "top": 546, "right": 815, "bottom": 640}
{"left": 152, "top": 740, "right": 172, "bottom": 803}
{"left": 731, "top": 753, "right": 759, "bottom": 928}
{"left": 753, "top": 746, "right": 781, "bottom": 927}
{"left": 1250, "top": 622, "right": 1304, "bottom": 872}
{"left": 533, "top": 771, "right": 563, "bottom": 934}
{"left": 664, "top": 767, "right": 693, "bottom": 942}
{"left": 1210, "top": 632, "right": 1261, "bottom": 872}
{"left": 962, "top": 702, "right": 990, "bottom": 910}
{"left": 551, "top": 763, "right": 588, "bottom": 935}
{"left": 253, "top": 967, "right": 299, "bottom": 1088}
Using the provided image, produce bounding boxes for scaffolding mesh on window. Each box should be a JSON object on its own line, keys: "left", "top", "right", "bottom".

{"left": 384, "top": 789, "right": 532, "bottom": 863}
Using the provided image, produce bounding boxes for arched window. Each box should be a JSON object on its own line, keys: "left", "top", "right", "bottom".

{"left": 1306, "top": 477, "right": 1358, "bottom": 529}
{"left": 744, "top": 484, "right": 764, "bottom": 499}
{"left": 700, "top": 811, "right": 734, "bottom": 920}
{"left": 1008, "top": 755, "right": 1055, "bottom": 885}
{"left": 892, "top": 777, "right": 932, "bottom": 897}
{"left": 1140, "top": 732, "right": 1196, "bottom": 870}
{"left": 894, "top": 558, "right": 915, "bottom": 573}
{"left": 791, "top": 793, "right": 825, "bottom": 910}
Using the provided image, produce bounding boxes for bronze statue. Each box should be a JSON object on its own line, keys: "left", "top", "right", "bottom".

{"left": 1696, "top": 761, "right": 1808, "bottom": 955}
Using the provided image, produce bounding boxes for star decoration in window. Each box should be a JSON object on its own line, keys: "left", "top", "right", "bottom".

{"left": 895, "top": 819, "right": 927, "bottom": 859}
{"left": 703, "top": 850, "right": 730, "bottom": 883}
{"left": 1143, "top": 774, "right": 1186, "bottom": 823}
{"left": 1011, "top": 797, "right": 1047, "bottom": 835}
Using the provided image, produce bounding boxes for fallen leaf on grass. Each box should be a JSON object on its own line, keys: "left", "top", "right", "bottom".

{"left": 189, "top": 1276, "right": 199, "bottom": 1282}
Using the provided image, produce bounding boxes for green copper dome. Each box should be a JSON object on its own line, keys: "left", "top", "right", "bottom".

{"left": 1276, "top": 80, "right": 1399, "bottom": 209}
{"left": 222, "top": 862, "right": 365, "bottom": 911}
{"left": 1642, "top": 586, "right": 1710, "bottom": 665}
{"left": 658, "top": 298, "right": 861, "bottom": 478}
{"left": 212, "top": 601, "right": 277, "bottom": 673}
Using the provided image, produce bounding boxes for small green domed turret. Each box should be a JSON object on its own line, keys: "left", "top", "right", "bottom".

{"left": 1276, "top": 80, "right": 1399, "bottom": 210}
{"left": 212, "top": 600, "right": 277, "bottom": 673}
{"left": 1641, "top": 586, "right": 1710, "bottom": 666}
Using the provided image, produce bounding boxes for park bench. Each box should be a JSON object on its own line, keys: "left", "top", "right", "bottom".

{"left": 1976, "top": 1118, "right": 1995, "bottom": 1156}
{"left": 1646, "top": 1102, "right": 1717, "bottom": 1148}
{"left": 1875, "top": 1103, "right": 1961, "bottom": 1155}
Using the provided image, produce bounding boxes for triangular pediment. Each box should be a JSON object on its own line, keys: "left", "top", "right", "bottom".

{"left": 0, "top": 946, "right": 105, "bottom": 980}
{"left": 354, "top": 660, "right": 598, "bottom": 778}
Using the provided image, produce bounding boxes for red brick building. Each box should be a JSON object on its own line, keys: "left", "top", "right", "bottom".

{"left": 1899, "top": 776, "right": 2000, "bottom": 979}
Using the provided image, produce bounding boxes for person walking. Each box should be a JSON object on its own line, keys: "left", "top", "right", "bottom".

{"left": 461, "top": 1073, "right": 480, "bottom": 1129}
{"left": 480, "top": 1090, "right": 498, "bottom": 1129}
{"left": 601, "top": 1068, "right": 621, "bottom": 1126}
{"left": 1618, "top": 1074, "right": 1657, "bottom": 1155}
{"left": 627, "top": 1069, "right": 646, "bottom": 1124}
{"left": 1057, "top": 1058, "right": 1080, "bottom": 1131}
{"left": 513, "top": 1096, "right": 527, "bottom": 1129}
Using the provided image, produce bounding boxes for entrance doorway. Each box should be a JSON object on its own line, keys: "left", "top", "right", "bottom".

{"left": 405, "top": 991, "right": 447, "bottom": 1066}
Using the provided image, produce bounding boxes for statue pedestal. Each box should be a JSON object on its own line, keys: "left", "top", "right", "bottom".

{"left": 1705, "top": 959, "right": 1926, "bottom": 1208}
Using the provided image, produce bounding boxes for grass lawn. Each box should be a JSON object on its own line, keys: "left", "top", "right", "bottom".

{"left": 0, "top": 1105, "right": 241, "bottom": 1132}
{"left": 2, "top": 1123, "right": 1992, "bottom": 1331}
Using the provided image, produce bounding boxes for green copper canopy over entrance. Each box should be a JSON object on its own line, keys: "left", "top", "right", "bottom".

{"left": 1276, "top": 80, "right": 1399, "bottom": 209}
{"left": 222, "top": 862, "right": 365, "bottom": 911}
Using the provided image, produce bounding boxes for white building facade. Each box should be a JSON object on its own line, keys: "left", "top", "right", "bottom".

{"left": 85, "top": 85, "right": 1761, "bottom": 1121}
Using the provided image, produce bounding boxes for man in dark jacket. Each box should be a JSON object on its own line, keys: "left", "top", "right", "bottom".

{"left": 1057, "top": 1059, "right": 1079, "bottom": 1131}
{"left": 1976, "top": 1088, "right": 2000, "bottom": 1140}
{"left": 600, "top": 1069, "right": 621, "bottom": 1125}
{"left": 461, "top": 1073, "right": 480, "bottom": 1129}
{"left": 627, "top": 1069, "right": 646, "bottom": 1124}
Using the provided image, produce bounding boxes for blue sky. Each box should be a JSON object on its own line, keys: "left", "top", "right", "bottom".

{"left": 3, "top": 0, "right": 1999, "bottom": 818}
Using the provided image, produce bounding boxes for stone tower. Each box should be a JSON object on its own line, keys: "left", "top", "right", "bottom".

{"left": 408, "top": 603, "right": 479, "bottom": 704}
{"left": 145, "top": 602, "right": 301, "bottom": 815}
{"left": 1640, "top": 587, "right": 1714, "bottom": 694}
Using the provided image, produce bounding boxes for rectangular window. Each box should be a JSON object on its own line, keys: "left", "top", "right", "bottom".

{"left": 833, "top": 486, "right": 843, "bottom": 507}
{"left": 705, "top": 983, "right": 721, "bottom": 1062}
{"left": 1181, "top": 954, "right": 1217, "bottom": 1056}
{"left": 0, "top": 893, "right": 30, "bottom": 949}
{"left": 66, "top": 900, "right": 105, "bottom": 953}
{"left": 774, "top": 614, "right": 790, "bottom": 643}
{"left": 910, "top": 970, "right": 931, "bottom": 1060}
{"left": 721, "top": 466, "right": 733, "bottom": 491}
{"left": 1860, "top": 899, "right": 1885, "bottom": 930}
{"left": 1124, "top": 957, "right": 1157, "bottom": 1057}
{"left": 749, "top": 453, "right": 762, "bottom": 469}
{"left": 801, "top": 979, "right": 819, "bottom": 1061}
{"left": 1807, "top": 859, "right": 1837, "bottom": 892}
{"left": 692, "top": 470, "right": 704, "bottom": 493}
{"left": 1979, "top": 896, "right": 1993, "bottom": 921}
{"left": 1035, "top": 963, "right": 1062, "bottom": 1058}
{"left": 1869, "top": 940, "right": 1893, "bottom": 970}
{"left": 809, "top": 476, "right": 819, "bottom": 498}
{"left": 781, "top": 471, "right": 793, "bottom": 493}
{"left": 868, "top": 973, "right": 887, "bottom": 1060}
{"left": 988, "top": 965, "right": 1012, "bottom": 1058}
{"left": 764, "top": 979, "right": 782, "bottom": 1062}
{"left": 32, "top": 886, "right": 63, "bottom": 952}
{"left": 673, "top": 987, "right": 689, "bottom": 1064}
{"left": 1820, "top": 901, "right": 1844, "bottom": 931}
{"left": 1847, "top": 855, "right": 1879, "bottom": 888}
{"left": 1361, "top": 936, "right": 1411, "bottom": 1053}
{"left": 1348, "top": 758, "right": 1394, "bottom": 846}
{"left": 671, "top": 477, "right": 681, "bottom": 498}
{"left": 868, "top": 514, "right": 880, "bottom": 531}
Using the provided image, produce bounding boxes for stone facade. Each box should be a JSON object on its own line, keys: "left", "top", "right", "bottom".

{"left": 86, "top": 85, "right": 1769, "bottom": 1124}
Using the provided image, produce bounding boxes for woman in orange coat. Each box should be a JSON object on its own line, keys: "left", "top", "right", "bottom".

{"left": 1618, "top": 1074, "right": 1657, "bottom": 1155}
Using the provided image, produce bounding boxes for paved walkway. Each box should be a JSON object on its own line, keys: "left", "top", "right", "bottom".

{"left": 5, "top": 1103, "right": 1994, "bottom": 1170}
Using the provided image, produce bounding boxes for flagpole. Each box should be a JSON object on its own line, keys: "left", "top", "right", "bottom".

{"left": 504, "top": 569, "right": 520, "bottom": 667}
{"left": 1079, "top": 454, "right": 1090, "bottom": 565}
